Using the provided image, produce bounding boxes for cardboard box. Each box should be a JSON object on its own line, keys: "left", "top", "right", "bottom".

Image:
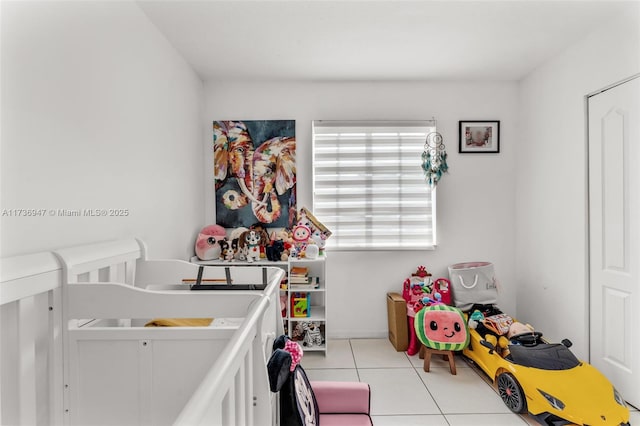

{"left": 387, "top": 292, "right": 409, "bottom": 351}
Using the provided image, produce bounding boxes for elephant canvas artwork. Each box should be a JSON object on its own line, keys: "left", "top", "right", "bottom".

{"left": 214, "top": 120, "right": 296, "bottom": 228}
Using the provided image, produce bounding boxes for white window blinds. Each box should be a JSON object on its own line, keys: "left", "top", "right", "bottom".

{"left": 312, "top": 120, "right": 437, "bottom": 250}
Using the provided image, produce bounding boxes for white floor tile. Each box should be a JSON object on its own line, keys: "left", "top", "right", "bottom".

{"left": 358, "top": 368, "right": 440, "bottom": 415}
{"left": 407, "top": 352, "right": 471, "bottom": 369}
{"left": 351, "top": 338, "right": 413, "bottom": 368}
{"left": 417, "top": 367, "right": 511, "bottom": 414}
{"left": 300, "top": 339, "right": 355, "bottom": 369}
{"left": 371, "top": 414, "right": 449, "bottom": 425}
{"left": 445, "top": 413, "right": 528, "bottom": 425}
{"left": 305, "top": 368, "right": 359, "bottom": 382}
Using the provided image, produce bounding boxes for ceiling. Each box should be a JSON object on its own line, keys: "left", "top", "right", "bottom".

{"left": 137, "top": 0, "right": 635, "bottom": 82}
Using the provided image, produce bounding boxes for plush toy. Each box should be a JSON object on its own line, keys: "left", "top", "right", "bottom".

{"left": 229, "top": 226, "right": 249, "bottom": 241}
{"left": 277, "top": 229, "right": 294, "bottom": 260}
{"left": 310, "top": 229, "right": 327, "bottom": 255}
{"left": 507, "top": 322, "right": 535, "bottom": 339}
{"left": 229, "top": 238, "right": 243, "bottom": 261}
{"left": 292, "top": 322, "right": 305, "bottom": 340}
{"left": 248, "top": 224, "right": 269, "bottom": 259}
{"left": 195, "top": 224, "right": 227, "bottom": 260}
{"left": 415, "top": 304, "right": 470, "bottom": 351}
{"left": 229, "top": 227, "right": 249, "bottom": 260}
{"left": 218, "top": 238, "right": 231, "bottom": 261}
{"left": 266, "top": 231, "right": 287, "bottom": 261}
{"left": 300, "top": 322, "right": 324, "bottom": 347}
{"left": 468, "top": 310, "right": 485, "bottom": 329}
{"left": 224, "top": 245, "right": 235, "bottom": 262}
{"left": 267, "top": 336, "right": 319, "bottom": 426}
{"left": 238, "top": 229, "right": 269, "bottom": 263}
{"left": 291, "top": 224, "right": 311, "bottom": 258}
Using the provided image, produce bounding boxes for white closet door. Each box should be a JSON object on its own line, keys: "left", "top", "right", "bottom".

{"left": 589, "top": 76, "right": 640, "bottom": 407}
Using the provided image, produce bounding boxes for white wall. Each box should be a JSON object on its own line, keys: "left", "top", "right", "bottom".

{"left": 516, "top": 8, "right": 640, "bottom": 360}
{"left": 204, "top": 80, "right": 518, "bottom": 337}
{"left": 1, "top": 1, "right": 204, "bottom": 259}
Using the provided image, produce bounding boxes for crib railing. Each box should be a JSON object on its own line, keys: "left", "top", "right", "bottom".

{"left": 0, "top": 252, "right": 63, "bottom": 426}
{"left": 174, "top": 276, "right": 281, "bottom": 426}
{"left": 1, "top": 239, "right": 282, "bottom": 426}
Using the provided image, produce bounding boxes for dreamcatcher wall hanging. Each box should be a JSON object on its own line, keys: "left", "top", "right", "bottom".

{"left": 421, "top": 129, "right": 448, "bottom": 187}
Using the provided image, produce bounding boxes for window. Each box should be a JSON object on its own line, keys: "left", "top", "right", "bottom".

{"left": 312, "top": 120, "right": 437, "bottom": 250}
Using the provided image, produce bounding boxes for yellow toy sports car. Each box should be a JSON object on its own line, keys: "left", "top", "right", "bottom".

{"left": 463, "top": 319, "right": 630, "bottom": 425}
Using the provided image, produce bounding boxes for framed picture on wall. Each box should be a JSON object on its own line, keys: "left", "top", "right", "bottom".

{"left": 459, "top": 120, "right": 500, "bottom": 153}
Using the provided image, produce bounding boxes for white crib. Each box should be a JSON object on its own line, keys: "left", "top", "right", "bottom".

{"left": 0, "top": 239, "right": 283, "bottom": 426}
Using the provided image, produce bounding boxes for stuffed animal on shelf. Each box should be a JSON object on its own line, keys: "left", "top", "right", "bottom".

{"left": 266, "top": 231, "right": 287, "bottom": 261}
{"left": 218, "top": 238, "right": 231, "bottom": 261}
{"left": 310, "top": 229, "right": 327, "bottom": 255}
{"left": 300, "top": 322, "right": 324, "bottom": 347}
{"left": 195, "top": 224, "right": 227, "bottom": 260}
{"left": 292, "top": 322, "right": 305, "bottom": 340}
{"left": 238, "top": 229, "right": 269, "bottom": 263}
{"left": 249, "top": 224, "right": 269, "bottom": 259}
{"left": 224, "top": 245, "right": 235, "bottom": 262}
{"left": 229, "top": 227, "right": 249, "bottom": 261}
{"left": 291, "top": 224, "right": 311, "bottom": 258}
{"left": 277, "top": 229, "right": 294, "bottom": 260}
{"left": 229, "top": 226, "right": 249, "bottom": 241}
{"left": 230, "top": 238, "right": 243, "bottom": 261}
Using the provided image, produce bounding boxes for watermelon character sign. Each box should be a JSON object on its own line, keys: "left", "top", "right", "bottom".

{"left": 415, "top": 304, "right": 469, "bottom": 351}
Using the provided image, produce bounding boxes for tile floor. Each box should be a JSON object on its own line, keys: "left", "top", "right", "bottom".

{"left": 301, "top": 338, "right": 640, "bottom": 425}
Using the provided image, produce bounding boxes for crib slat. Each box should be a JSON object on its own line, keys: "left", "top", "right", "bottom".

{"left": 125, "top": 260, "right": 135, "bottom": 285}
{"left": 108, "top": 265, "right": 118, "bottom": 282}
{"left": 1, "top": 301, "right": 19, "bottom": 425}
{"left": 49, "top": 288, "right": 64, "bottom": 426}
{"left": 18, "top": 297, "right": 37, "bottom": 426}
{"left": 244, "top": 346, "right": 254, "bottom": 426}
{"left": 222, "top": 385, "right": 235, "bottom": 426}
{"left": 235, "top": 365, "right": 245, "bottom": 426}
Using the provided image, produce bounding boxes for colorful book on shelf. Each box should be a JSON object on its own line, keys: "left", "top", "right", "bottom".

{"left": 291, "top": 292, "right": 310, "bottom": 317}
{"left": 290, "top": 266, "right": 309, "bottom": 275}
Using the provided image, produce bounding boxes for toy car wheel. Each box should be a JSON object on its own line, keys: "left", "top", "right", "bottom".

{"left": 497, "top": 373, "right": 527, "bottom": 414}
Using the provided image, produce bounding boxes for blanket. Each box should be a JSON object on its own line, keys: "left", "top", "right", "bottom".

{"left": 144, "top": 318, "right": 213, "bottom": 327}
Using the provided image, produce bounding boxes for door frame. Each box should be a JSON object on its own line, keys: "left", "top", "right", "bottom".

{"left": 585, "top": 72, "right": 640, "bottom": 362}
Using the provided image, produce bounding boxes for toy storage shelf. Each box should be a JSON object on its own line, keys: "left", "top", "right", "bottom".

{"left": 190, "top": 257, "right": 287, "bottom": 267}
{"left": 191, "top": 255, "right": 327, "bottom": 354}
{"left": 285, "top": 255, "right": 327, "bottom": 355}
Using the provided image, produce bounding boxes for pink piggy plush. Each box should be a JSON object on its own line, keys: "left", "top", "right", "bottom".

{"left": 195, "top": 224, "right": 227, "bottom": 260}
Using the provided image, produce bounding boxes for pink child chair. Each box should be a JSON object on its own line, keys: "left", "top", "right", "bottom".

{"left": 267, "top": 336, "right": 372, "bottom": 426}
